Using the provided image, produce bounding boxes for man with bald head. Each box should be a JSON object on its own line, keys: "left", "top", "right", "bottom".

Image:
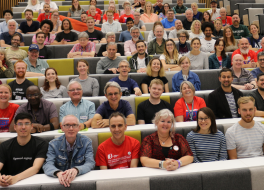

{"left": 231, "top": 38, "right": 257, "bottom": 68}
{"left": 256, "top": 37, "right": 264, "bottom": 55}
{"left": 182, "top": 9, "right": 197, "bottom": 30}
{"left": 13, "top": 85, "right": 59, "bottom": 133}
{"left": 231, "top": 54, "right": 256, "bottom": 90}
{"left": 216, "top": 7, "right": 232, "bottom": 29}
{"left": 169, "top": 20, "right": 183, "bottom": 40}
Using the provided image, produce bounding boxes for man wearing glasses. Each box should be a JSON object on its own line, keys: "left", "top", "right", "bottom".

{"left": 91, "top": 81, "right": 135, "bottom": 128}
{"left": 251, "top": 52, "right": 264, "bottom": 79}
{"left": 161, "top": 9, "right": 177, "bottom": 31}
{"left": 13, "top": 85, "right": 59, "bottom": 133}
{"left": 0, "top": 113, "right": 48, "bottom": 187}
{"left": 124, "top": 27, "right": 143, "bottom": 56}
{"left": 5, "top": 34, "right": 27, "bottom": 63}
{"left": 59, "top": 81, "right": 95, "bottom": 129}
{"left": 43, "top": 115, "right": 95, "bottom": 187}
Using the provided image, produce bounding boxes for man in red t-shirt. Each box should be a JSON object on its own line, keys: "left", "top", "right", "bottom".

{"left": 37, "top": 3, "right": 52, "bottom": 23}
{"left": 95, "top": 112, "right": 140, "bottom": 169}
{"left": 256, "top": 37, "right": 264, "bottom": 55}
{"left": 216, "top": 7, "right": 232, "bottom": 29}
{"left": 231, "top": 38, "right": 257, "bottom": 68}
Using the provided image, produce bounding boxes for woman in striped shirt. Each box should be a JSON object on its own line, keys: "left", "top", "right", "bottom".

{"left": 186, "top": 107, "right": 228, "bottom": 163}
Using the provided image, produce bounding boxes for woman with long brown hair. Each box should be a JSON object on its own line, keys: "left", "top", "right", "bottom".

{"left": 67, "top": 0, "right": 84, "bottom": 17}
{"left": 223, "top": 26, "right": 238, "bottom": 52}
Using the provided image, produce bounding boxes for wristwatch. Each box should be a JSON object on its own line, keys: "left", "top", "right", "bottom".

{"left": 159, "top": 161, "right": 163, "bottom": 169}
{"left": 83, "top": 123, "right": 87, "bottom": 129}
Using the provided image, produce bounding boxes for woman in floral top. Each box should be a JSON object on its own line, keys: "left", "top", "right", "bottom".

{"left": 32, "top": 20, "right": 55, "bottom": 45}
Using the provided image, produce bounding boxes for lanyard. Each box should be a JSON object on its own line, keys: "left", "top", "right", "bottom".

{"left": 185, "top": 100, "right": 194, "bottom": 121}
{"left": 223, "top": 18, "right": 227, "bottom": 26}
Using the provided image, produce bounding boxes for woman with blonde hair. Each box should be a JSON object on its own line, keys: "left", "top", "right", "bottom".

{"left": 0, "top": 48, "right": 14, "bottom": 78}
{"left": 223, "top": 26, "right": 238, "bottom": 52}
{"left": 160, "top": 39, "right": 181, "bottom": 71}
{"left": 119, "top": 5, "right": 134, "bottom": 23}
{"left": 140, "top": 58, "right": 169, "bottom": 93}
{"left": 189, "top": 20, "right": 204, "bottom": 39}
{"left": 147, "top": 21, "right": 167, "bottom": 42}
{"left": 87, "top": 5, "right": 101, "bottom": 24}
{"left": 102, "top": 4, "right": 119, "bottom": 23}
{"left": 191, "top": 3, "right": 202, "bottom": 21}
{"left": 67, "top": 0, "right": 85, "bottom": 17}
{"left": 140, "top": 1, "right": 159, "bottom": 23}
{"left": 51, "top": 10, "right": 62, "bottom": 33}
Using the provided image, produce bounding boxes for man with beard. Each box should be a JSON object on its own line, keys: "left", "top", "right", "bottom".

{"left": 168, "top": 20, "right": 184, "bottom": 40}
{"left": 119, "top": 18, "right": 144, "bottom": 42}
{"left": 80, "top": 12, "right": 88, "bottom": 23}
{"left": 128, "top": 40, "right": 150, "bottom": 73}
{"left": 225, "top": 96, "right": 264, "bottom": 159}
{"left": 250, "top": 73, "right": 264, "bottom": 117}
{"left": 5, "top": 34, "right": 27, "bottom": 63}
{"left": 230, "top": 14, "right": 250, "bottom": 39}
{"left": 109, "top": 60, "right": 142, "bottom": 96}
{"left": 251, "top": 52, "right": 264, "bottom": 79}
{"left": 231, "top": 38, "right": 257, "bottom": 68}
{"left": 37, "top": 4, "right": 52, "bottom": 23}
{"left": 200, "top": 22, "right": 216, "bottom": 53}
{"left": 36, "top": 31, "right": 52, "bottom": 59}
{"left": 124, "top": 27, "right": 144, "bottom": 56}
{"left": 172, "top": 0, "right": 187, "bottom": 15}
{"left": 85, "top": 17, "right": 106, "bottom": 44}
{"left": 17, "top": 9, "right": 40, "bottom": 34}
{"left": 208, "top": 68, "right": 243, "bottom": 119}
{"left": 8, "top": 61, "right": 34, "bottom": 100}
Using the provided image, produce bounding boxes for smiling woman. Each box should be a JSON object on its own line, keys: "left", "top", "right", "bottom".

{"left": 0, "top": 48, "right": 14, "bottom": 78}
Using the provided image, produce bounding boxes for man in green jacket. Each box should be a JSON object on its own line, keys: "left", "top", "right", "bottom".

{"left": 230, "top": 14, "right": 250, "bottom": 39}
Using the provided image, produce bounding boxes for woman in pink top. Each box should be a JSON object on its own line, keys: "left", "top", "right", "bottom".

{"left": 140, "top": 2, "right": 158, "bottom": 23}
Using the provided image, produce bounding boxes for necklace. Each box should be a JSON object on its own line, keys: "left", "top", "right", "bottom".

{"left": 159, "top": 136, "right": 170, "bottom": 145}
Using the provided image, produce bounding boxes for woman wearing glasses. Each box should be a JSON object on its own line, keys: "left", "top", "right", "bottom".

{"left": 176, "top": 30, "right": 191, "bottom": 55}
{"left": 186, "top": 107, "right": 227, "bottom": 163}
{"left": 51, "top": 10, "right": 62, "bottom": 33}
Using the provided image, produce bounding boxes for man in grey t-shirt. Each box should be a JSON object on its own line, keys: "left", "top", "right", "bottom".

{"left": 225, "top": 96, "right": 264, "bottom": 159}
{"left": 133, "top": 11, "right": 146, "bottom": 31}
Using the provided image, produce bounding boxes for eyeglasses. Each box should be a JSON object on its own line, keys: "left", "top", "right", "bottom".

{"left": 12, "top": 39, "right": 20, "bottom": 42}
{"left": 259, "top": 59, "right": 264, "bottom": 62}
{"left": 27, "top": 94, "right": 40, "bottom": 98}
{"left": 166, "top": 43, "right": 174, "bottom": 46}
{"left": 16, "top": 122, "right": 32, "bottom": 127}
{"left": 198, "top": 117, "right": 209, "bottom": 122}
{"left": 119, "top": 65, "right": 129, "bottom": 68}
{"left": 107, "top": 92, "right": 119, "bottom": 96}
{"left": 53, "top": 14, "right": 59, "bottom": 17}
{"left": 68, "top": 88, "right": 82, "bottom": 92}
{"left": 63, "top": 124, "right": 79, "bottom": 129}
{"left": 180, "top": 36, "right": 186, "bottom": 38}
{"left": 108, "top": 36, "right": 115, "bottom": 39}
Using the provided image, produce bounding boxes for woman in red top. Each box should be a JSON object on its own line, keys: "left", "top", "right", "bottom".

{"left": 140, "top": 109, "right": 193, "bottom": 170}
{"left": 87, "top": 5, "right": 101, "bottom": 24}
{"left": 86, "top": 0, "right": 102, "bottom": 15}
{"left": 102, "top": 4, "right": 119, "bottom": 23}
{"left": 119, "top": 5, "right": 134, "bottom": 23}
{"left": 174, "top": 81, "right": 206, "bottom": 122}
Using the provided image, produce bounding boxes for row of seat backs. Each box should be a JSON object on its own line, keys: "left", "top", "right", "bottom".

{"left": 236, "top": 3, "right": 264, "bottom": 21}
{"left": 256, "top": 14, "right": 264, "bottom": 36}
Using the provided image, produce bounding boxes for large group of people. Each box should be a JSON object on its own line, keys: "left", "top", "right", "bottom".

{"left": 0, "top": 0, "right": 264, "bottom": 188}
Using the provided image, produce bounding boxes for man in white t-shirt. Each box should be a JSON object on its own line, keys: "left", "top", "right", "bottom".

{"left": 207, "top": 0, "right": 220, "bottom": 21}
{"left": 200, "top": 23, "right": 216, "bottom": 53}
{"left": 225, "top": 96, "right": 264, "bottom": 159}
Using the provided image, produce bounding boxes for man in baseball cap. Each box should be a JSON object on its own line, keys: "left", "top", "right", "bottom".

{"left": 207, "top": 0, "right": 220, "bottom": 21}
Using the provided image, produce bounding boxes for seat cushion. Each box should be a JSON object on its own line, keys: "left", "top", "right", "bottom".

{"left": 47, "top": 59, "right": 74, "bottom": 75}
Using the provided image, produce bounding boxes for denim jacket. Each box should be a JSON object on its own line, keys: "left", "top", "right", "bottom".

{"left": 43, "top": 134, "right": 95, "bottom": 177}
{"left": 172, "top": 70, "right": 201, "bottom": 92}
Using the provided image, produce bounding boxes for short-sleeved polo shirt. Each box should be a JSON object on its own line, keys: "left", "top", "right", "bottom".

{"left": 0, "top": 32, "right": 24, "bottom": 45}
{"left": 231, "top": 67, "right": 255, "bottom": 85}
{"left": 23, "top": 57, "right": 49, "bottom": 74}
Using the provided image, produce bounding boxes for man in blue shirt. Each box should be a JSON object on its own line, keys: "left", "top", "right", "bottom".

{"left": 161, "top": 9, "right": 177, "bottom": 31}
{"left": 109, "top": 60, "right": 142, "bottom": 96}
{"left": 91, "top": 81, "right": 136, "bottom": 128}
{"left": 118, "top": 17, "right": 144, "bottom": 42}
{"left": 17, "top": 9, "right": 40, "bottom": 34}
{"left": 59, "top": 81, "right": 96, "bottom": 128}
{"left": 251, "top": 52, "right": 264, "bottom": 79}
{"left": 0, "top": 10, "right": 18, "bottom": 35}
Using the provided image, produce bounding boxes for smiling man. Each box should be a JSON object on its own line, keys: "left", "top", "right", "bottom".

{"left": 36, "top": 31, "right": 52, "bottom": 59}
{"left": 251, "top": 52, "right": 264, "bottom": 79}
{"left": 124, "top": 26, "right": 143, "bottom": 56}
{"left": 91, "top": 82, "right": 135, "bottom": 128}
{"left": 208, "top": 68, "right": 243, "bottom": 119}
{"left": 101, "top": 10, "right": 122, "bottom": 33}
{"left": 119, "top": 17, "right": 144, "bottom": 42}
{"left": 230, "top": 14, "right": 250, "bottom": 39}
{"left": 225, "top": 96, "right": 264, "bottom": 159}
{"left": 200, "top": 22, "right": 215, "bottom": 53}
{"left": 5, "top": 34, "right": 27, "bottom": 63}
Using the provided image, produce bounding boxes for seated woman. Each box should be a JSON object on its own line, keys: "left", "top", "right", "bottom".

{"left": 192, "top": 3, "right": 202, "bottom": 21}
{"left": 186, "top": 107, "right": 228, "bottom": 162}
{"left": 119, "top": 5, "right": 134, "bottom": 23}
{"left": 209, "top": 38, "right": 231, "bottom": 69}
{"left": 68, "top": 32, "right": 95, "bottom": 58}
{"left": 102, "top": 4, "right": 119, "bottom": 23}
{"left": 0, "top": 48, "right": 14, "bottom": 78}
{"left": 147, "top": 21, "right": 167, "bottom": 43}
{"left": 174, "top": 81, "right": 206, "bottom": 122}
{"left": 87, "top": 5, "right": 101, "bottom": 25}
{"left": 186, "top": 38, "right": 209, "bottom": 70}
{"left": 120, "top": 1, "right": 134, "bottom": 15}
{"left": 140, "top": 109, "right": 193, "bottom": 170}
{"left": 248, "top": 24, "right": 262, "bottom": 51}
{"left": 172, "top": 56, "right": 201, "bottom": 92}
{"left": 176, "top": 30, "right": 191, "bottom": 55}
{"left": 223, "top": 26, "right": 238, "bottom": 52}
{"left": 140, "top": 2, "right": 159, "bottom": 23}
{"left": 201, "top": 11, "right": 212, "bottom": 24}
{"left": 67, "top": 0, "right": 85, "bottom": 17}
{"left": 32, "top": 20, "right": 55, "bottom": 45}
{"left": 40, "top": 68, "right": 68, "bottom": 99}
{"left": 141, "top": 58, "right": 169, "bottom": 94}
{"left": 24, "top": 0, "right": 42, "bottom": 12}
{"left": 212, "top": 19, "right": 223, "bottom": 38}
{"left": 86, "top": 0, "right": 102, "bottom": 15}
{"left": 0, "top": 84, "right": 19, "bottom": 132}
{"left": 51, "top": 10, "right": 62, "bottom": 34}
{"left": 189, "top": 20, "right": 204, "bottom": 39}
{"left": 70, "top": 59, "right": 99, "bottom": 96}
{"left": 159, "top": 3, "right": 174, "bottom": 21}
{"left": 160, "top": 39, "right": 182, "bottom": 71}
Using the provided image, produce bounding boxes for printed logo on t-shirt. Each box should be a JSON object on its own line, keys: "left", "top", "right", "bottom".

{"left": 128, "top": 151, "right": 131, "bottom": 155}
{"left": 184, "top": 109, "right": 198, "bottom": 121}
{"left": 0, "top": 118, "right": 9, "bottom": 132}
{"left": 108, "top": 154, "right": 113, "bottom": 159}
{"left": 13, "top": 157, "right": 32, "bottom": 160}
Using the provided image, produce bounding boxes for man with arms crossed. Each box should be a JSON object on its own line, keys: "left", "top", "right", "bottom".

{"left": 0, "top": 113, "right": 48, "bottom": 187}
{"left": 226, "top": 96, "right": 264, "bottom": 159}
{"left": 95, "top": 112, "right": 140, "bottom": 169}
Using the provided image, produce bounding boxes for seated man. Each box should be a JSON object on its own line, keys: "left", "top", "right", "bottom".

{"left": 256, "top": 37, "right": 264, "bottom": 55}
{"left": 137, "top": 79, "right": 173, "bottom": 124}
{"left": 231, "top": 38, "right": 257, "bottom": 68}
{"left": 81, "top": 12, "right": 88, "bottom": 23}
{"left": 251, "top": 52, "right": 264, "bottom": 79}
{"left": 0, "top": 113, "right": 48, "bottom": 187}
{"left": 231, "top": 54, "right": 256, "bottom": 90}
{"left": 208, "top": 68, "right": 243, "bottom": 119}
{"left": 0, "top": 19, "right": 24, "bottom": 47}
{"left": 133, "top": 11, "right": 146, "bottom": 31}
{"left": 230, "top": 14, "right": 250, "bottom": 39}
{"left": 97, "top": 32, "right": 124, "bottom": 57}
{"left": 0, "top": 10, "right": 18, "bottom": 35}
{"left": 8, "top": 60, "right": 34, "bottom": 100}
{"left": 153, "top": 0, "right": 163, "bottom": 13}
{"left": 161, "top": 9, "right": 177, "bottom": 31}
{"left": 119, "top": 17, "right": 144, "bottom": 42}
{"left": 129, "top": 40, "right": 150, "bottom": 73}
{"left": 172, "top": 0, "right": 187, "bottom": 15}
{"left": 60, "top": 81, "right": 95, "bottom": 128}
{"left": 182, "top": 9, "right": 197, "bottom": 30}
{"left": 168, "top": 20, "right": 184, "bottom": 40}
{"left": 148, "top": 25, "right": 166, "bottom": 55}
{"left": 5, "top": 33, "right": 27, "bottom": 63}
{"left": 102, "top": 10, "right": 122, "bottom": 33}
{"left": 37, "top": 3, "right": 52, "bottom": 23}
{"left": 200, "top": 22, "right": 215, "bottom": 53}
{"left": 96, "top": 42, "right": 124, "bottom": 74}
{"left": 14, "top": 85, "right": 59, "bottom": 133}
{"left": 207, "top": 0, "right": 220, "bottom": 21}
{"left": 52, "top": 19, "right": 78, "bottom": 45}
{"left": 216, "top": 7, "right": 232, "bottom": 28}
{"left": 124, "top": 26, "right": 143, "bottom": 56}
{"left": 226, "top": 96, "right": 264, "bottom": 159}
{"left": 43, "top": 115, "right": 95, "bottom": 187}
{"left": 23, "top": 44, "right": 49, "bottom": 77}
{"left": 36, "top": 31, "right": 52, "bottom": 59}
{"left": 91, "top": 81, "right": 136, "bottom": 128}
{"left": 85, "top": 17, "right": 106, "bottom": 44}
{"left": 95, "top": 112, "right": 140, "bottom": 169}
{"left": 17, "top": 9, "right": 40, "bottom": 34}
{"left": 109, "top": 60, "right": 142, "bottom": 96}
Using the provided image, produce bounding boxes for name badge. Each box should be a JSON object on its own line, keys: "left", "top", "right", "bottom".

{"left": 15, "top": 96, "right": 21, "bottom": 100}
{"left": 80, "top": 116, "right": 88, "bottom": 120}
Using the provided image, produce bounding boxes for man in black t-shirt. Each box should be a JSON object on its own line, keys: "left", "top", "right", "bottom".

{"left": 0, "top": 113, "right": 48, "bottom": 187}
{"left": 8, "top": 60, "right": 34, "bottom": 100}
{"left": 85, "top": 16, "right": 106, "bottom": 43}
{"left": 53, "top": 19, "right": 78, "bottom": 45}
{"left": 17, "top": 9, "right": 40, "bottom": 34}
{"left": 182, "top": 9, "right": 197, "bottom": 30}
{"left": 36, "top": 31, "right": 52, "bottom": 59}
{"left": 137, "top": 79, "right": 173, "bottom": 124}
